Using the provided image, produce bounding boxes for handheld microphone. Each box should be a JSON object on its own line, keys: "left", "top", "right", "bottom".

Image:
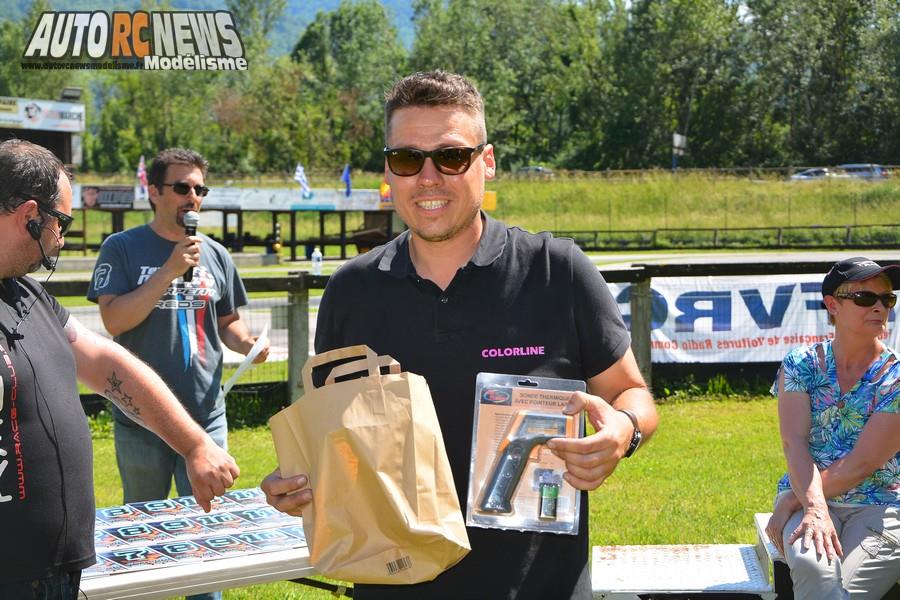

{"left": 183, "top": 211, "right": 200, "bottom": 282}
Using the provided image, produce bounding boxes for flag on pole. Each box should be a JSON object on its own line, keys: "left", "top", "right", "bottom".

{"left": 340, "top": 163, "right": 351, "bottom": 197}
{"left": 294, "top": 163, "right": 312, "bottom": 198}
{"left": 134, "top": 154, "right": 149, "bottom": 202}
{"left": 136, "top": 155, "right": 148, "bottom": 193}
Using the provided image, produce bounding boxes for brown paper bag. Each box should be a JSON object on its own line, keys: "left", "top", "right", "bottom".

{"left": 269, "top": 345, "right": 470, "bottom": 584}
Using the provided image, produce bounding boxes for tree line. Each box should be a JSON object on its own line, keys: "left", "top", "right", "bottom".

{"left": 2, "top": 0, "right": 899, "bottom": 176}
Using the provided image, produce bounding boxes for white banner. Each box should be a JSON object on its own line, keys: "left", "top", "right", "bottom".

{"left": 201, "top": 188, "right": 390, "bottom": 212}
{"left": 0, "top": 96, "right": 85, "bottom": 132}
{"left": 609, "top": 275, "right": 899, "bottom": 363}
{"left": 71, "top": 186, "right": 390, "bottom": 212}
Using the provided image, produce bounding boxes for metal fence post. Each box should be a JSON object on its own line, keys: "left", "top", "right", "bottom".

{"left": 287, "top": 271, "right": 310, "bottom": 402}
{"left": 629, "top": 276, "right": 653, "bottom": 387}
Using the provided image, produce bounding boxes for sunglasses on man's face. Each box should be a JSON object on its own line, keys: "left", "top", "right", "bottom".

{"left": 40, "top": 205, "right": 74, "bottom": 236}
{"left": 835, "top": 291, "right": 898, "bottom": 309}
{"left": 162, "top": 182, "right": 210, "bottom": 197}
{"left": 383, "top": 144, "right": 486, "bottom": 177}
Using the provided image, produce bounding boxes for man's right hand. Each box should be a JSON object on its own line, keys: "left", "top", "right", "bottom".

{"left": 184, "top": 438, "right": 240, "bottom": 513}
{"left": 261, "top": 468, "right": 313, "bottom": 517}
{"left": 163, "top": 235, "right": 202, "bottom": 280}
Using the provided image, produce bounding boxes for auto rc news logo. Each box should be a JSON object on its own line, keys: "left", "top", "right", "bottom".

{"left": 22, "top": 11, "right": 247, "bottom": 71}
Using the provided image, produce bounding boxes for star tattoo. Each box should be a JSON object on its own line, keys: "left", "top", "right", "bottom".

{"left": 106, "top": 372, "right": 123, "bottom": 394}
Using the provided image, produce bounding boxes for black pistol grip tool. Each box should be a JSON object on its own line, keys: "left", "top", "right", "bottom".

{"left": 479, "top": 411, "right": 570, "bottom": 514}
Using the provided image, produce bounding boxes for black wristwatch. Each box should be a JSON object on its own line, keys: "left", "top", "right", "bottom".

{"left": 617, "top": 409, "right": 642, "bottom": 458}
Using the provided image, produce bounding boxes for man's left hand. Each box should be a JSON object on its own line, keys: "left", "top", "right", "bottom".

{"left": 250, "top": 335, "right": 270, "bottom": 364}
{"left": 545, "top": 391, "right": 633, "bottom": 490}
{"left": 184, "top": 438, "right": 241, "bottom": 512}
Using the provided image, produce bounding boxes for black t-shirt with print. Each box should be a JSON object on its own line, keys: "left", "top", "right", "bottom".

{"left": 0, "top": 277, "right": 95, "bottom": 582}
{"left": 315, "top": 214, "right": 631, "bottom": 600}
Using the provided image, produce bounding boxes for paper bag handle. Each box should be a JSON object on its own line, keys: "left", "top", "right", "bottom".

{"left": 301, "top": 345, "right": 380, "bottom": 391}
{"left": 325, "top": 355, "right": 401, "bottom": 385}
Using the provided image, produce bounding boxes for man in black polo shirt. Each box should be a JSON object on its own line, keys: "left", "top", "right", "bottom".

{"left": 0, "top": 139, "right": 241, "bottom": 599}
{"left": 263, "top": 71, "right": 658, "bottom": 599}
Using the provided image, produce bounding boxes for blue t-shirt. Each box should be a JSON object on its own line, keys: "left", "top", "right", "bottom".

{"left": 773, "top": 340, "right": 900, "bottom": 506}
{"left": 87, "top": 225, "right": 248, "bottom": 422}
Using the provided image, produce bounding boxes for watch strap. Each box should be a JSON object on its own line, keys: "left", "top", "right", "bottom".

{"left": 617, "top": 408, "right": 642, "bottom": 458}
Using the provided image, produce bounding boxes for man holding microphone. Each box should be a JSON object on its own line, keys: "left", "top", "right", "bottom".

{"left": 87, "top": 148, "right": 268, "bottom": 600}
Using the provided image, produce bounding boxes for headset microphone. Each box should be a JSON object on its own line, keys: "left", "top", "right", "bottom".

{"left": 183, "top": 211, "right": 200, "bottom": 282}
{"left": 38, "top": 240, "right": 54, "bottom": 271}
{"left": 27, "top": 219, "right": 55, "bottom": 271}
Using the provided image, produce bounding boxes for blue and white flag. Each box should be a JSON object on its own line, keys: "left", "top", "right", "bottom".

{"left": 340, "top": 163, "right": 351, "bottom": 197}
{"left": 294, "top": 163, "right": 312, "bottom": 199}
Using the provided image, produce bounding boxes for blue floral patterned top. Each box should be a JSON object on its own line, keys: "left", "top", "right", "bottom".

{"left": 772, "top": 340, "right": 900, "bottom": 506}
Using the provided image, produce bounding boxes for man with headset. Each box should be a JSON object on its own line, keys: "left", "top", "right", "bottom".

{"left": 0, "top": 139, "right": 241, "bottom": 599}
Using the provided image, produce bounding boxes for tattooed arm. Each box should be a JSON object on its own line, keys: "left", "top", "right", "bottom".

{"left": 65, "top": 315, "right": 239, "bottom": 511}
{"left": 98, "top": 370, "right": 145, "bottom": 424}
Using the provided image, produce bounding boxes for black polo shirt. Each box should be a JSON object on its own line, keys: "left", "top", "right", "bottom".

{"left": 315, "top": 213, "right": 630, "bottom": 600}
{"left": 0, "top": 277, "right": 95, "bottom": 582}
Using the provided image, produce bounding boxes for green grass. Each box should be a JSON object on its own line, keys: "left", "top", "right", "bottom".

{"left": 486, "top": 173, "right": 898, "bottom": 233}
{"left": 591, "top": 397, "right": 781, "bottom": 545}
{"left": 90, "top": 395, "right": 785, "bottom": 599}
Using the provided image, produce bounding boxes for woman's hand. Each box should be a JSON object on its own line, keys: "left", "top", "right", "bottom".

{"left": 765, "top": 494, "right": 797, "bottom": 557}
{"left": 788, "top": 503, "right": 843, "bottom": 561}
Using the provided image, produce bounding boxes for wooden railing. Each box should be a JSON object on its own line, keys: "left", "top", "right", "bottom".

{"left": 554, "top": 224, "right": 900, "bottom": 251}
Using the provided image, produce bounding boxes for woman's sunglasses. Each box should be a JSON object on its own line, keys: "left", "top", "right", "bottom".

{"left": 39, "top": 205, "right": 74, "bottom": 236}
{"left": 383, "top": 144, "right": 485, "bottom": 177}
{"left": 835, "top": 291, "right": 897, "bottom": 308}
{"left": 162, "top": 182, "right": 210, "bottom": 197}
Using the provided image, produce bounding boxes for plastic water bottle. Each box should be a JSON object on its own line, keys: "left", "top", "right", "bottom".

{"left": 311, "top": 246, "right": 323, "bottom": 275}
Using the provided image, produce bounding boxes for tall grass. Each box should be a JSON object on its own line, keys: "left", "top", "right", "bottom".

{"left": 487, "top": 173, "right": 898, "bottom": 233}
{"left": 90, "top": 396, "right": 785, "bottom": 599}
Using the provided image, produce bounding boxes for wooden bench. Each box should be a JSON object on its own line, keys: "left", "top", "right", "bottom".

{"left": 591, "top": 544, "right": 775, "bottom": 599}
{"left": 754, "top": 512, "right": 900, "bottom": 600}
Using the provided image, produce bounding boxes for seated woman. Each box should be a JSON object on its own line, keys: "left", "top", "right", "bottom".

{"left": 766, "top": 257, "right": 900, "bottom": 600}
